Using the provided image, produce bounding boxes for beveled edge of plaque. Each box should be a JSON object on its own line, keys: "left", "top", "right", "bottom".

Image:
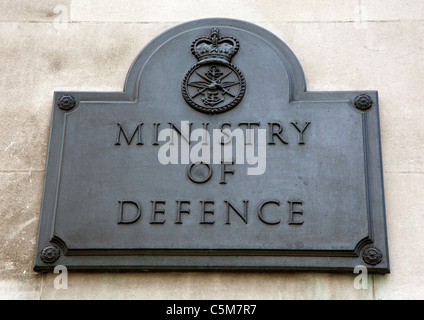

{"left": 34, "top": 18, "right": 389, "bottom": 274}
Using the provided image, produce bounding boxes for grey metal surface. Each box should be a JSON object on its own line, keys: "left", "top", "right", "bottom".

{"left": 34, "top": 18, "right": 389, "bottom": 273}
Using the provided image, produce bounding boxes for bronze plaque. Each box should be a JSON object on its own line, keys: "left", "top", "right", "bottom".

{"left": 34, "top": 19, "right": 389, "bottom": 273}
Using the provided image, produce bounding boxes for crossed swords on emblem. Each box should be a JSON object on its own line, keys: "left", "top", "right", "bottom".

{"left": 188, "top": 65, "right": 240, "bottom": 106}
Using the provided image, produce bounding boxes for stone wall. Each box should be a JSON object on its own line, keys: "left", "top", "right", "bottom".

{"left": 1, "top": 0, "right": 423, "bottom": 299}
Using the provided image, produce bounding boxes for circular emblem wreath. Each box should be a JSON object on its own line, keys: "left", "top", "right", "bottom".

{"left": 182, "top": 61, "right": 245, "bottom": 114}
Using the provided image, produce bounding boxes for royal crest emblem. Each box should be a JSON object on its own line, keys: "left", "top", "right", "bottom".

{"left": 182, "top": 28, "right": 246, "bottom": 114}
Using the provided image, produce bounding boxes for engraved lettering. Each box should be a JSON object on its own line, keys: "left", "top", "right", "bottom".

{"left": 213, "top": 128, "right": 244, "bottom": 165}
{"left": 201, "top": 123, "right": 209, "bottom": 145}
{"left": 268, "top": 122, "right": 288, "bottom": 145}
{"left": 291, "top": 122, "right": 311, "bottom": 145}
{"left": 288, "top": 201, "right": 304, "bottom": 225}
{"left": 150, "top": 201, "right": 166, "bottom": 224}
{"left": 116, "top": 199, "right": 304, "bottom": 226}
{"left": 113, "top": 121, "right": 310, "bottom": 178}
{"left": 200, "top": 201, "right": 215, "bottom": 224}
{"left": 168, "top": 121, "right": 192, "bottom": 144}
{"left": 187, "top": 163, "right": 212, "bottom": 183}
{"left": 238, "top": 122, "right": 260, "bottom": 145}
{"left": 115, "top": 123, "right": 143, "bottom": 145}
{"left": 257, "top": 200, "right": 281, "bottom": 225}
{"left": 152, "top": 123, "right": 160, "bottom": 145}
{"left": 219, "top": 123, "right": 232, "bottom": 145}
{"left": 225, "top": 200, "right": 248, "bottom": 224}
{"left": 220, "top": 162, "right": 234, "bottom": 184}
{"left": 118, "top": 201, "right": 141, "bottom": 224}
{"left": 175, "top": 201, "right": 190, "bottom": 224}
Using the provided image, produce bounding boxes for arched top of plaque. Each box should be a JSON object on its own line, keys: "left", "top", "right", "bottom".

{"left": 123, "top": 18, "right": 307, "bottom": 107}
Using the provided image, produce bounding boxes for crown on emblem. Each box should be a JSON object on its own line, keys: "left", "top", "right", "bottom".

{"left": 191, "top": 28, "right": 240, "bottom": 63}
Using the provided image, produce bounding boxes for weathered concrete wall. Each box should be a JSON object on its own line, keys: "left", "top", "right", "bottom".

{"left": 1, "top": 0, "right": 423, "bottom": 299}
